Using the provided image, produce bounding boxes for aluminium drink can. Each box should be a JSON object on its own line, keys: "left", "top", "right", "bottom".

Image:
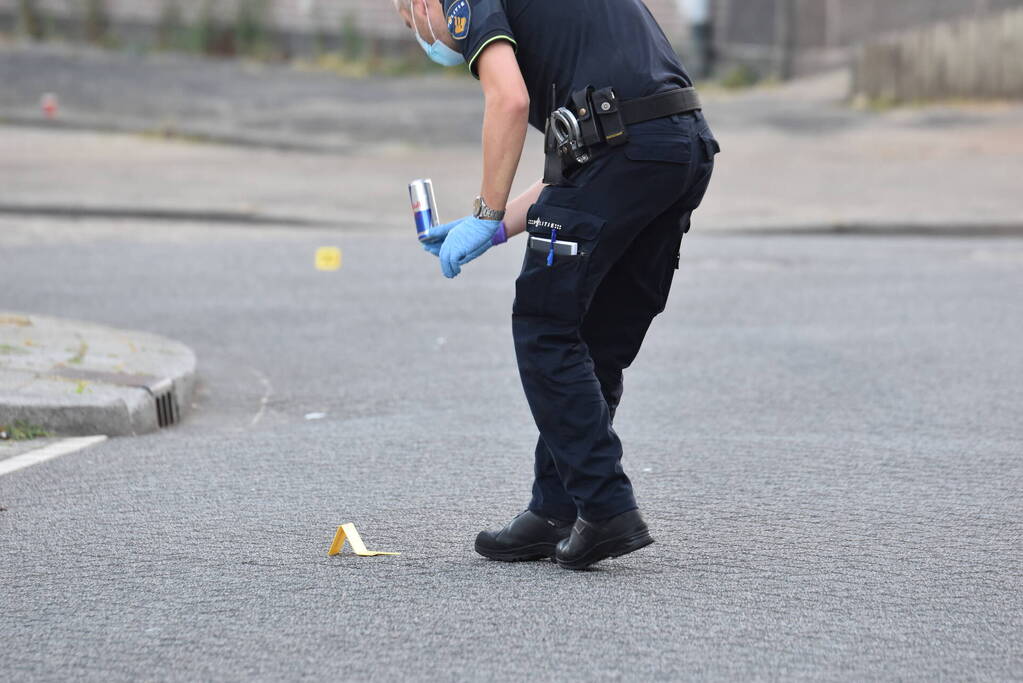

{"left": 408, "top": 178, "right": 439, "bottom": 241}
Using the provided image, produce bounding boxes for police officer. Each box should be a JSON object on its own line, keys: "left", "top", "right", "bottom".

{"left": 395, "top": 0, "right": 718, "bottom": 569}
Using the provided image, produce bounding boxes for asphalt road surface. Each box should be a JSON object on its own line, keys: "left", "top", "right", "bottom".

{"left": 0, "top": 43, "right": 482, "bottom": 152}
{"left": 5, "top": 46, "right": 1023, "bottom": 233}
{"left": 1, "top": 218, "right": 1021, "bottom": 680}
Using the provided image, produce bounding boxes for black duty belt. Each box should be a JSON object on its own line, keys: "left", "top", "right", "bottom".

{"left": 543, "top": 86, "right": 702, "bottom": 184}
{"left": 621, "top": 87, "right": 702, "bottom": 126}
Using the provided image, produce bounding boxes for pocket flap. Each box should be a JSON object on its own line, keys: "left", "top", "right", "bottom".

{"left": 624, "top": 139, "right": 691, "bottom": 164}
{"left": 700, "top": 132, "right": 721, "bottom": 156}
{"left": 526, "top": 202, "right": 605, "bottom": 241}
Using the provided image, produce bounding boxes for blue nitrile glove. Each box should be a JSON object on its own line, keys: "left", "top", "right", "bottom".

{"left": 420, "top": 219, "right": 457, "bottom": 256}
{"left": 423, "top": 219, "right": 508, "bottom": 257}
{"left": 437, "top": 216, "right": 502, "bottom": 278}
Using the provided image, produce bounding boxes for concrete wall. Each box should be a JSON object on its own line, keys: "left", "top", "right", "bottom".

{"left": 711, "top": 0, "right": 1023, "bottom": 77}
{"left": 853, "top": 7, "right": 1023, "bottom": 101}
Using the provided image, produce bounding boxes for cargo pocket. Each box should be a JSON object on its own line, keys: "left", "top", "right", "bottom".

{"left": 623, "top": 138, "right": 692, "bottom": 165}
{"left": 513, "top": 202, "right": 606, "bottom": 323}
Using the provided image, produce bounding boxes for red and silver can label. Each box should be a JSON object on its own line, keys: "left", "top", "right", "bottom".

{"left": 409, "top": 179, "right": 439, "bottom": 241}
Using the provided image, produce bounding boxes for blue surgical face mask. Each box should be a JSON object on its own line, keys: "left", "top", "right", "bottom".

{"left": 412, "top": 0, "right": 465, "bottom": 67}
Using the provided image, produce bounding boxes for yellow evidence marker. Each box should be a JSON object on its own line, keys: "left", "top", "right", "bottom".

{"left": 315, "top": 247, "right": 342, "bottom": 271}
{"left": 328, "top": 523, "right": 399, "bottom": 557}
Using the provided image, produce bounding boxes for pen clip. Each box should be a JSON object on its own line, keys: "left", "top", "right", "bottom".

{"left": 547, "top": 227, "right": 558, "bottom": 266}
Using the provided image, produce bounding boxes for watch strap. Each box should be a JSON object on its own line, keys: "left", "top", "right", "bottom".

{"left": 474, "top": 195, "right": 506, "bottom": 221}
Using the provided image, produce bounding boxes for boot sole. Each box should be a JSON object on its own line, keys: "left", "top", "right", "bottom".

{"left": 474, "top": 541, "right": 559, "bottom": 562}
{"left": 556, "top": 530, "right": 655, "bottom": 570}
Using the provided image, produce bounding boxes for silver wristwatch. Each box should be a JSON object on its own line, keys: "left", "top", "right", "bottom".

{"left": 473, "top": 195, "right": 506, "bottom": 222}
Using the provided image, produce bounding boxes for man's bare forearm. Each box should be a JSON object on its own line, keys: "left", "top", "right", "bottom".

{"left": 477, "top": 42, "right": 529, "bottom": 213}
{"left": 480, "top": 97, "right": 528, "bottom": 212}
{"left": 503, "top": 180, "right": 546, "bottom": 238}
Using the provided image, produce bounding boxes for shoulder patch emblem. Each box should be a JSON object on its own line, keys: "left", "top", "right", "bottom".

{"left": 447, "top": 0, "right": 471, "bottom": 41}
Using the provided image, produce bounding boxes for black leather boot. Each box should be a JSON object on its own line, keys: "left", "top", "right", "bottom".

{"left": 475, "top": 510, "right": 575, "bottom": 562}
{"left": 555, "top": 509, "right": 654, "bottom": 570}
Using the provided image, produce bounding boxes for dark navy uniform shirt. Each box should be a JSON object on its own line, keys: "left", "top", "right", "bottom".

{"left": 442, "top": 0, "right": 693, "bottom": 131}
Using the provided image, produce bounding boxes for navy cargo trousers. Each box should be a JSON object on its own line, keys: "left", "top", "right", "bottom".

{"left": 513, "top": 111, "right": 719, "bottom": 522}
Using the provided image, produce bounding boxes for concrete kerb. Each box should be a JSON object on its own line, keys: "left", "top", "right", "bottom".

{"left": 0, "top": 313, "right": 197, "bottom": 437}
{"left": 0, "top": 114, "right": 355, "bottom": 156}
{"left": 0, "top": 202, "right": 337, "bottom": 228}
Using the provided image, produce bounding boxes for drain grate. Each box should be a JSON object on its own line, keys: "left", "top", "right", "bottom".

{"left": 154, "top": 390, "right": 179, "bottom": 428}
{"left": 147, "top": 377, "right": 179, "bottom": 429}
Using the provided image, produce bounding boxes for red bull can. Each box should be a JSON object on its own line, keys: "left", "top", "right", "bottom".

{"left": 408, "top": 178, "right": 439, "bottom": 242}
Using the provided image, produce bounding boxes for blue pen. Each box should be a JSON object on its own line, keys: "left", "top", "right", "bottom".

{"left": 547, "top": 227, "right": 558, "bottom": 266}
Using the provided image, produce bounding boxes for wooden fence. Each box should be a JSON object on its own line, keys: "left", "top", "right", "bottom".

{"left": 853, "top": 7, "right": 1023, "bottom": 102}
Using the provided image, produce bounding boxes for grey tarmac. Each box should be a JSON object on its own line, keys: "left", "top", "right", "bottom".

{"left": 1, "top": 218, "right": 1020, "bottom": 680}
{"left": 3, "top": 44, "right": 1023, "bottom": 233}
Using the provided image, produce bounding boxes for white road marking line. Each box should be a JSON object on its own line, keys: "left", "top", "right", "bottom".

{"left": 249, "top": 367, "right": 272, "bottom": 428}
{"left": 0, "top": 435, "right": 108, "bottom": 477}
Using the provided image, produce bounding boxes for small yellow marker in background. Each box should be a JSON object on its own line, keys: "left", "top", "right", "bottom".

{"left": 328, "top": 523, "right": 399, "bottom": 557}
{"left": 315, "top": 247, "right": 342, "bottom": 271}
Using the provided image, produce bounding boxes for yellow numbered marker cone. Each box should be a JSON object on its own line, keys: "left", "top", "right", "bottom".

{"left": 328, "top": 523, "right": 399, "bottom": 557}
{"left": 315, "top": 247, "right": 342, "bottom": 271}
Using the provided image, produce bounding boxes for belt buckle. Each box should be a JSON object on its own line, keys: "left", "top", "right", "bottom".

{"left": 550, "top": 107, "right": 590, "bottom": 165}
